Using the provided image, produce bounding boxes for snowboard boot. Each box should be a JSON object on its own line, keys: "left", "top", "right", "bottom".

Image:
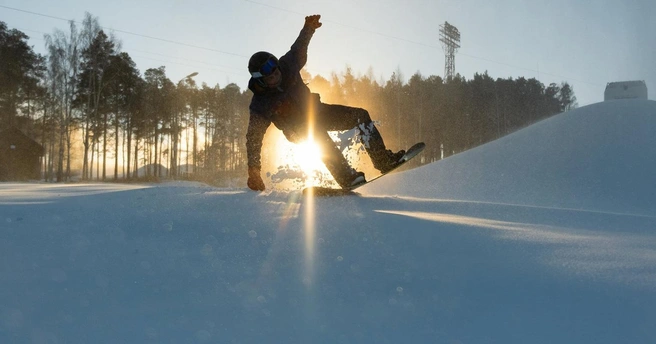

{"left": 359, "top": 124, "right": 406, "bottom": 173}
{"left": 342, "top": 170, "right": 366, "bottom": 188}
{"left": 331, "top": 168, "right": 366, "bottom": 189}
{"left": 372, "top": 149, "right": 406, "bottom": 174}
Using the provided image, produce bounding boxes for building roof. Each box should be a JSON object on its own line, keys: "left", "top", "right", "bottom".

{"left": 0, "top": 126, "right": 45, "bottom": 155}
{"left": 605, "top": 80, "right": 647, "bottom": 88}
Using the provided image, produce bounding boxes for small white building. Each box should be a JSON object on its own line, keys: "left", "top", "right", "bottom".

{"left": 604, "top": 80, "right": 648, "bottom": 101}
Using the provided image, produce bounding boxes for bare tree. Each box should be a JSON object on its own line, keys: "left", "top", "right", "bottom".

{"left": 44, "top": 21, "right": 81, "bottom": 181}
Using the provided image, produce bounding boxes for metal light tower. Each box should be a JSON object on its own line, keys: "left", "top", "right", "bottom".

{"left": 439, "top": 21, "right": 460, "bottom": 80}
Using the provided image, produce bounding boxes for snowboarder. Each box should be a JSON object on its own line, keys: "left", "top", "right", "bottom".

{"left": 246, "top": 14, "right": 405, "bottom": 191}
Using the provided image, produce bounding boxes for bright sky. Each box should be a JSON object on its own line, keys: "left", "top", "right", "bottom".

{"left": 2, "top": 0, "right": 654, "bottom": 106}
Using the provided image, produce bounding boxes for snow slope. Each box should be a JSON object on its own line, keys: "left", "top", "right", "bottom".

{"left": 362, "top": 99, "right": 656, "bottom": 215}
{"left": 1, "top": 100, "right": 655, "bottom": 344}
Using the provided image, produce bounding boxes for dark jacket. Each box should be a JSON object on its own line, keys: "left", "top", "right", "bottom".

{"left": 246, "top": 25, "right": 319, "bottom": 168}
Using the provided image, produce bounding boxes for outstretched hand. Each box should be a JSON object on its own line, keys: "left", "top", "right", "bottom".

{"left": 305, "top": 14, "right": 322, "bottom": 30}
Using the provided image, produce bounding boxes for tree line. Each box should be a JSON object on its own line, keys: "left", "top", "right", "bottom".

{"left": 1, "top": 15, "right": 577, "bottom": 184}
{"left": 305, "top": 67, "right": 577, "bottom": 165}
{"left": 1, "top": 16, "right": 251, "bottom": 183}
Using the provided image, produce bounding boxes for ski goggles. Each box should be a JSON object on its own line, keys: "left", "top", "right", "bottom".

{"left": 251, "top": 57, "right": 278, "bottom": 78}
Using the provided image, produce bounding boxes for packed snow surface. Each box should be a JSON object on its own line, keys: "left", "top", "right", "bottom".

{"left": 1, "top": 100, "right": 655, "bottom": 343}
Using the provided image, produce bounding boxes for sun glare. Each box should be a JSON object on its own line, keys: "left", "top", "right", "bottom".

{"left": 270, "top": 132, "right": 331, "bottom": 187}
{"left": 294, "top": 140, "right": 324, "bottom": 175}
{"left": 268, "top": 128, "right": 374, "bottom": 189}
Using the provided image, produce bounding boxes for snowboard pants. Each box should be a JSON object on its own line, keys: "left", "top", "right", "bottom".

{"left": 306, "top": 103, "right": 390, "bottom": 186}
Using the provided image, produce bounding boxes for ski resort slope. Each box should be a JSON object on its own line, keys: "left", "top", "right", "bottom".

{"left": 1, "top": 100, "right": 656, "bottom": 344}
{"left": 362, "top": 99, "right": 656, "bottom": 216}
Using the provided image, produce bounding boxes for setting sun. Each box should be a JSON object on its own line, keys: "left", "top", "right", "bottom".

{"left": 268, "top": 131, "right": 331, "bottom": 188}
{"left": 265, "top": 129, "right": 373, "bottom": 189}
{"left": 293, "top": 140, "right": 324, "bottom": 175}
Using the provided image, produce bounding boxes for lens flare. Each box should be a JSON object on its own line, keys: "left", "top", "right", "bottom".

{"left": 303, "top": 98, "right": 317, "bottom": 288}
{"left": 271, "top": 136, "right": 329, "bottom": 188}
{"left": 295, "top": 140, "right": 324, "bottom": 179}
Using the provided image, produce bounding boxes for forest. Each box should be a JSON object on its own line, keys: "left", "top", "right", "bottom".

{"left": 0, "top": 15, "right": 577, "bottom": 184}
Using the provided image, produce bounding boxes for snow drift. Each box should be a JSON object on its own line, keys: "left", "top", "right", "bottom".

{"left": 362, "top": 99, "right": 656, "bottom": 215}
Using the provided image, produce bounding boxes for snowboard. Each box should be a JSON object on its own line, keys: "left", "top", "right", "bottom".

{"left": 303, "top": 142, "right": 426, "bottom": 196}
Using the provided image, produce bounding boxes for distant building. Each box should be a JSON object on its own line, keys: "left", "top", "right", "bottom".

{"left": 136, "top": 163, "right": 169, "bottom": 178}
{"left": 604, "top": 80, "right": 648, "bottom": 101}
{"left": 0, "top": 127, "right": 44, "bottom": 181}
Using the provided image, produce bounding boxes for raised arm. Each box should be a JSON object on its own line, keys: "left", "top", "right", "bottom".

{"left": 287, "top": 15, "right": 322, "bottom": 68}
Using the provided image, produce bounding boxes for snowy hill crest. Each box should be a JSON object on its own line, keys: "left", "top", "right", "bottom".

{"left": 363, "top": 99, "right": 656, "bottom": 216}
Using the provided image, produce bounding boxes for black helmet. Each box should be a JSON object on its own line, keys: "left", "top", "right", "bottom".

{"left": 248, "top": 51, "right": 279, "bottom": 80}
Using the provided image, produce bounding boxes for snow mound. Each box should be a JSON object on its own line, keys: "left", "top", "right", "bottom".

{"left": 362, "top": 99, "right": 656, "bottom": 215}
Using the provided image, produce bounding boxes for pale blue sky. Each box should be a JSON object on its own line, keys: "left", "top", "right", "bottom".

{"left": 2, "top": 0, "right": 654, "bottom": 106}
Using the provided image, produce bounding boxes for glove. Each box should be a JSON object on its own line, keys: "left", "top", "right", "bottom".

{"left": 247, "top": 166, "right": 265, "bottom": 191}
{"left": 305, "top": 14, "right": 322, "bottom": 30}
